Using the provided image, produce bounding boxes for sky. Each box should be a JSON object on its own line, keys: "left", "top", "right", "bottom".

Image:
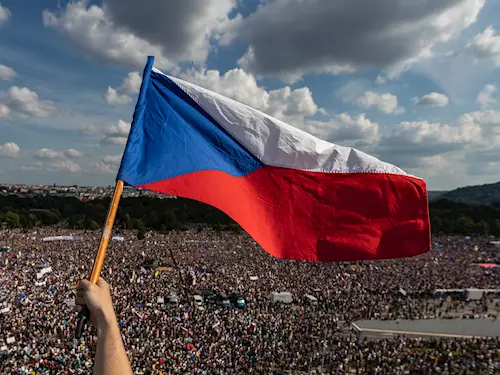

{"left": 1, "top": 0, "right": 500, "bottom": 190}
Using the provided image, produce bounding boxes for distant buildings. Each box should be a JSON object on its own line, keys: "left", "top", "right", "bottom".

{"left": 0, "top": 184, "right": 176, "bottom": 200}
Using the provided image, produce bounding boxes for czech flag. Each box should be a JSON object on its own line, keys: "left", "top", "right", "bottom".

{"left": 118, "top": 57, "right": 430, "bottom": 262}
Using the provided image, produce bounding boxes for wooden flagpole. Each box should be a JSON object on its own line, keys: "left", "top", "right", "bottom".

{"left": 75, "top": 180, "right": 124, "bottom": 338}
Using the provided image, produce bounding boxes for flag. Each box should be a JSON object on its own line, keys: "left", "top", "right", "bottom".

{"left": 118, "top": 56, "right": 430, "bottom": 262}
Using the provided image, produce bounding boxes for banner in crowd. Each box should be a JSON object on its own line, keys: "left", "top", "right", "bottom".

{"left": 472, "top": 263, "right": 500, "bottom": 269}
{"left": 42, "top": 236, "right": 83, "bottom": 242}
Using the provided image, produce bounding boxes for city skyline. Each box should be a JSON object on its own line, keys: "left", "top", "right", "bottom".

{"left": 0, "top": 182, "right": 175, "bottom": 200}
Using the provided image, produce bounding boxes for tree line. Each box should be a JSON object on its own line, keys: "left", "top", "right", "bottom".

{"left": 1, "top": 195, "right": 500, "bottom": 236}
{"left": 436, "top": 181, "right": 500, "bottom": 205}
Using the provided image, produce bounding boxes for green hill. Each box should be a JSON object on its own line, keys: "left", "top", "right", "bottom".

{"left": 437, "top": 181, "right": 500, "bottom": 205}
{"left": 428, "top": 191, "right": 448, "bottom": 201}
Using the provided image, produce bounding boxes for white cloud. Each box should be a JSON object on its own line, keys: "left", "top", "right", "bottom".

{"left": 63, "top": 149, "right": 82, "bottom": 159}
{"left": 357, "top": 91, "right": 404, "bottom": 114}
{"left": 180, "top": 68, "right": 318, "bottom": 122}
{"left": 375, "top": 109, "right": 500, "bottom": 169}
{"left": 32, "top": 148, "right": 83, "bottom": 172}
{"left": 0, "top": 65, "right": 16, "bottom": 80}
{"left": 410, "top": 154, "right": 473, "bottom": 189}
{"left": 79, "top": 124, "right": 99, "bottom": 135}
{"left": 119, "top": 71, "right": 142, "bottom": 94}
{"left": 0, "top": 4, "right": 11, "bottom": 25}
{"left": 468, "top": 26, "right": 500, "bottom": 66}
{"left": 457, "top": 109, "right": 500, "bottom": 142}
{"left": 105, "top": 71, "right": 141, "bottom": 105}
{"left": 100, "top": 120, "right": 131, "bottom": 145}
{"left": 411, "top": 92, "right": 449, "bottom": 108}
{"left": 375, "top": 75, "right": 386, "bottom": 84}
{"left": 96, "top": 154, "right": 123, "bottom": 174}
{"left": 1, "top": 86, "right": 55, "bottom": 118}
{"left": 226, "top": 0, "right": 485, "bottom": 80}
{"left": 300, "top": 113, "right": 379, "bottom": 148}
{"left": 35, "top": 148, "right": 83, "bottom": 160}
{"left": 331, "top": 113, "right": 379, "bottom": 146}
{"left": 104, "top": 87, "right": 132, "bottom": 105}
{"left": 376, "top": 121, "right": 472, "bottom": 168}
{"left": 476, "top": 83, "right": 497, "bottom": 109}
{"left": 47, "top": 160, "right": 82, "bottom": 173}
{"left": 43, "top": 0, "right": 238, "bottom": 69}
{"left": 0, "top": 142, "right": 20, "bottom": 158}
{"left": 453, "top": 110, "right": 500, "bottom": 178}
{"left": 43, "top": 2, "right": 173, "bottom": 70}
{"left": 34, "top": 148, "right": 63, "bottom": 160}
{"left": 267, "top": 86, "right": 318, "bottom": 120}
{"left": 0, "top": 103, "right": 10, "bottom": 117}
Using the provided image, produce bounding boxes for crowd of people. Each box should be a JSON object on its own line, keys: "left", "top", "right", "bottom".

{"left": 0, "top": 228, "right": 499, "bottom": 374}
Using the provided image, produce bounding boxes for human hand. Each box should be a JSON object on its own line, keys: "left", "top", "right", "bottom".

{"left": 74, "top": 277, "right": 116, "bottom": 330}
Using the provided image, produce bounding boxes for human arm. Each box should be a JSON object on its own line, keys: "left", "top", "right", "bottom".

{"left": 75, "top": 278, "right": 133, "bottom": 375}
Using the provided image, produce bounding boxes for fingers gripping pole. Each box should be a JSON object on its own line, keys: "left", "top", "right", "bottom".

{"left": 75, "top": 180, "right": 124, "bottom": 339}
